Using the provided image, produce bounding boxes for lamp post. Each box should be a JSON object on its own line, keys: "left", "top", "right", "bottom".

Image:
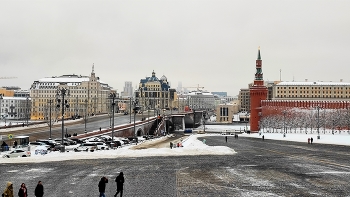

{"left": 84, "top": 99, "right": 88, "bottom": 133}
{"left": 109, "top": 93, "right": 116, "bottom": 142}
{"left": 332, "top": 119, "right": 335, "bottom": 135}
{"left": 47, "top": 100, "right": 53, "bottom": 139}
{"left": 283, "top": 110, "right": 286, "bottom": 137}
{"left": 0, "top": 95, "right": 2, "bottom": 127}
{"left": 316, "top": 106, "right": 321, "bottom": 139}
{"left": 26, "top": 96, "right": 29, "bottom": 126}
{"left": 56, "top": 87, "right": 70, "bottom": 152}
{"left": 133, "top": 99, "right": 139, "bottom": 139}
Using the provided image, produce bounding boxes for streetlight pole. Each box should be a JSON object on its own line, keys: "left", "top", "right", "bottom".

{"left": 26, "top": 96, "right": 29, "bottom": 127}
{"left": 332, "top": 119, "right": 335, "bottom": 135}
{"left": 48, "top": 100, "right": 53, "bottom": 139}
{"left": 84, "top": 99, "right": 88, "bottom": 133}
{"left": 283, "top": 110, "right": 286, "bottom": 137}
{"left": 316, "top": 106, "right": 320, "bottom": 139}
{"left": 109, "top": 93, "right": 116, "bottom": 142}
{"left": 56, "top": 87, "right": 70, "bottom": 152}
{"left": 129, "top": 97, "right": 132, "bottom": 123}
{"left": 0, "top": 95, "right": 2, "bottom": 127}
{"left": 133, "top": 99, "right": 138, "bottom": 139}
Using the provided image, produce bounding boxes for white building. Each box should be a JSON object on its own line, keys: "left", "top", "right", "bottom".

{"left": 0, "top": 96, "right": 31, "bottom": 122}
{"left": 181, "top": 91, "right": 215, "bottom": 111}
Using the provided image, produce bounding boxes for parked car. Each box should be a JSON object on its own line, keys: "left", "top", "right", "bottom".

{"left": 95, "top": 142, "right": 109, "bottom": 150}
{"left": 2, "top": 149, "right": 31, "bottom": 158}
{"left": 29, "top": 142, "right": 50, "bottom": 150}
{"left": 36, "top": 139, "right": 59, "bottom": 148}
{"left": 124, "top": 112, "right": 128, "bottom": 115}
{"left": 74, "top": 143, "right": 97, "bottom": 152}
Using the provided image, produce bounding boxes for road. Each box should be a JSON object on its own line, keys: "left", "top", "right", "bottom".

{"left": 1, "top": 135, "right": 350, "bottom": 196}
{"left": 0, "top": 113, "right": 147, "bottom": 143}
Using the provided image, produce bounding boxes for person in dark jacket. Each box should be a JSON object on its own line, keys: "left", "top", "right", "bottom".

{"left": 98, "top": 176, "right": 108, "bottom": 197}
{"left": 34, "top": 181, "right": 44, "bottom": 197}
{"left": 18, "top": 183, "right": 28, "bottom": 197}
{"left": 114, "top": 172, "right": 124, "bottom": 197}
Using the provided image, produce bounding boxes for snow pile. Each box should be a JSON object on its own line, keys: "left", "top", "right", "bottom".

{"left": 0, "top": 134, "right": 236, "bottom": 164}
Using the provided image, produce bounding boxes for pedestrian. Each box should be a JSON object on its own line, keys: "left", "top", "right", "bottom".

{"left": 114, "top": 172, "right": 124, "bottom": 197}
{"left": 311, "top": 137, "right": 313, "bottom": 144}
{"left": 34, "top": 181, "right": 44, "bottom": 197}
{"left": 262, "top": 135, "right": 264, "bottom": 140}
{"left": 308, "top": 138, "right": 310, "bottom": 144}
{"left": 3, "top": 182, "right": 14, "bottom": 197}
{"left": 18, "top": 183, "right": 28, "bottom": 197}
{"left": 170, "top": 142, "right": 173, "bottom": 149}
{"left": 225, "top": 136, "right": 227, "bottom": 143}
{"left": 98, "top": 176, "right": 108, "bottom": 197}
{"left": 13, "top": 141, "right": 18, "bottom": 148}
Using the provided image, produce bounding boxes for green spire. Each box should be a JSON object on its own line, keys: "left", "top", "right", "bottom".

{"left": 257, "top": 46, "right": 261, "bottom": 60}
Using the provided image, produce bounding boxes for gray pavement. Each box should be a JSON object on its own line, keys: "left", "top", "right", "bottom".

{"left": 1, "top": 135, "right": 350, "bottom": 196}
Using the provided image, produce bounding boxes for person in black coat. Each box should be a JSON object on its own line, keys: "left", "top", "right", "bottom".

{"left": 114, "top": 172, "right": 125, "bottom": 197}
{"left": 34, "top": 181, "right": 44, "bottom": 197}
{"left": 98, "top": 176, "right": 108, "bottom": 197}
{"left": 18, "top": 183, "right": 28, "bottom": 197}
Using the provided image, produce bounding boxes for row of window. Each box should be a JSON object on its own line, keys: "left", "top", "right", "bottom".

{"left": 277, "top": 86, "right": 349, "bottom": 90}
{"left": 276, "top": 95, "right": 349, "bottom": 98}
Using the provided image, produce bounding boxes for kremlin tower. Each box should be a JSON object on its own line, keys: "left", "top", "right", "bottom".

{"left": 249, "top": 47, "right": 268, "bottom": 132}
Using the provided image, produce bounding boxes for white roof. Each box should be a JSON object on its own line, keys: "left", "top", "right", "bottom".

{"left": 0, "top": 97, "right": 30, "bottom": 100}
{"left": 277, "top": 81, "right": 350, "bottom": 86}
{"left": 38, "top": 76, "right": 90, "bottom": 83}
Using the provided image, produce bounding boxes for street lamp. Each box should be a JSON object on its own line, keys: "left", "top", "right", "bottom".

{"left": 0, "top": 95, "right": 2, "bottom": 127}
{"left": 109, "top": 93, "right": 116, "bottom": 142}
{"left": 283, "top": 110, "right": 286, "bottom": 137}
{"left": 47, "top": 100, "right": 54, "bottom": 139}
{"left": 56, "top": 87, "right": 70, "bottom": 152}
{"left": 316, "top": 106, "right": 321, "bottom": 139}
{"left": 133, "top": 99, "right": 139, "bottom": 139}
{"left": 26, "top": 96, "right": 29, "bottom": 127}
{"left": 332, "top": 119, "right": 335, "bottom": 135}
{"left": 84, "top": 99, "right": 88, "bottom": 133}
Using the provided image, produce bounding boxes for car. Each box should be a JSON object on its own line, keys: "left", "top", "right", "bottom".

{"left": 29, "top": 142, "right": 50, "bottom": 149}
{"left": 74, "top": 143, "right": 97, "bottom": 152}
{"left": 36, "top": 139, "right": 58, "bottom": 148}
{"left": 95, "top": 142, "right": 109, "bottom": 150}
{"left": 2, "top": 149, "right": 31, "bottom": 158}
{"left": 124, "top": 112, "right": 128, "bottom": 115}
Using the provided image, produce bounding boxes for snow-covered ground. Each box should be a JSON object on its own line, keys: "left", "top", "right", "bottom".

{"left": 1, "top": 124, "right": 350, "bottom": 164}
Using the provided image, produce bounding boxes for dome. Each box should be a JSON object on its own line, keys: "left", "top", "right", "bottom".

{"left": 160, "top": 75, "right": 167, "bottom": 81}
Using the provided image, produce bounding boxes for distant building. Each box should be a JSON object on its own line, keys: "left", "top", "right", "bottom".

{"left": 135, "top": 70, "right": 171, "bottom": 110}
{"left": 216, "top": 103, "right": 235, "bottom": 123}
{"left": 239, "top": 86, "right": 251, "bottom": 112}
{"left": 0, "top": 96, "right": 31, "bottom": 121}
{"left": 212, "top": 92, "right": 227, "bottom": 97}
{"left": 29, "top": 65, "right": 113, "bottom": 120}
{"left": 121, "top": 81, "right": 133, "bottom": 98}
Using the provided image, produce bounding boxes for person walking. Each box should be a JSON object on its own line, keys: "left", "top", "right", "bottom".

{"left": 311, "top": 137, "right": 313, "bottom": 144}
{"left": 34, "top": 181, "right": 44, "bottom": 197}
{"left": 114, "top": 172, "right": 124, "bottom": 197}
{"left": 98, "top": 176, "right": 108, "bottom": 197}
{"left": 18, "top": 183, "right": 28, "bottom": 197}
{"left": 225, "top": 136, "right": 228, "bottom": 143}
{"left": 3, "top": 182, "right": 14, "bottom": 197}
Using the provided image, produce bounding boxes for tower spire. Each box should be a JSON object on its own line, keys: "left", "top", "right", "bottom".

{"left": 257, "top": 46, "right": 261, "bottom": 60}
{"left": 92, "top": 63, "right": 95, "bottom": 73}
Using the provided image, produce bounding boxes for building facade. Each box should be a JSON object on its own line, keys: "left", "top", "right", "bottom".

{"left": 29, "top": 66, "right": 113, "bottom": 120}
{"left": 135, "top": 70, "right": 171, "bottom": 111}
{"left": 249, "top": 48, "right": 268, "bottom": 132}
{"left": 0, "top": 96, "right": 31, "bottom": 122}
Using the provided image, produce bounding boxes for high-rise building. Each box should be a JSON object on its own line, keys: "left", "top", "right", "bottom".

{"left": 121, "top": 81, "right": 133, "bottom": 98}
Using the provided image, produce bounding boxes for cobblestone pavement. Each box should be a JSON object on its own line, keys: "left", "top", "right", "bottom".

{"left": 1, "top": 135, "right": 350, "bottom": 197}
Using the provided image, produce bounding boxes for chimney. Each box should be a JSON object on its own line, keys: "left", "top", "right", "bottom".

{"left": 305, "top": 79, "right": 308, "bottom": 82}
{"left": 340, "top": 79, "right": 343, "bottom": 82}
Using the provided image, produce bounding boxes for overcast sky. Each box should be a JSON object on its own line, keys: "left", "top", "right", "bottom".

{"left": 1, "top": 0, "right": 349, "bottom": 96}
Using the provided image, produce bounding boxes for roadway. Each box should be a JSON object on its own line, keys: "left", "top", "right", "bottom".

{"left": 1, "top": 135, "right": 350, "bottom": 196}
{"left": 0, "top": 113, "right": 149, "bottom": 143}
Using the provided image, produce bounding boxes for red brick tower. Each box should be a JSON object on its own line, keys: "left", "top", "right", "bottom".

{"left": 249, "top": 47, "right": 268, "bottom": 132}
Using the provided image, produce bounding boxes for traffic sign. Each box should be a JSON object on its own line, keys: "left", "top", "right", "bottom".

{"left": 8, "top": 134, "right": 13, "bottom": 139}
